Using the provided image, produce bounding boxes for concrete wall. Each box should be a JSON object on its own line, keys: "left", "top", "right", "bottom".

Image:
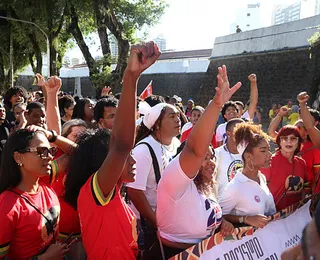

{"left": 212, "top": 15, "right": 320, "bottom": 58}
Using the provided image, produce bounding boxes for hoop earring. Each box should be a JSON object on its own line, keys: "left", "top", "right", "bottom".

{"left": 247, "top": 160, "right": 254, "bottom": 171}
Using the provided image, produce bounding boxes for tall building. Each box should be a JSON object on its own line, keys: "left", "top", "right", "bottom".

{"left": 109, "top": 35, "right": 119, "bottom": 59}
{"left": 301, "top": 0, "right": 318, "bottom": 18}
{"left": 316, "top": 0, "right": 320, "bottom": 14}
{"left": 153, "top": 36, "right": 167, "bottom": 51}
{"left": 272, "top": 2, "right": 301, "bottom": 25}
{"left": 230, "top": 3, "right": 262, "bottom": 34}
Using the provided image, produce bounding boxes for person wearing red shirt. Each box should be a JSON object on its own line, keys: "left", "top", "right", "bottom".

{"left": 64, "top": 41, "right": 161, "bottom": 260}
{"left": 295, "top": 120, "right": 320, "bottom": 193}
{"left": 262, "top": 125, "right": 308, "bottom": 211}
{"left": 0, "top": 127, "right": 76, "bottom": 259}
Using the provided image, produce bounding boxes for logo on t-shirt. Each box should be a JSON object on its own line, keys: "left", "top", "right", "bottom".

{"left": 41, "top": 205, "right": 60, "bottom": 243}
{"left": 227, "top": 160, "right": 243, "bottom": 181}
{"left": 205, "top": 199, "right": 222, "bottom": 233}
{"left": 254, "top": 195, "right": 261, "bottom": 203}
{"left": 285, "top": 176, "right": 304, "bottom": 193}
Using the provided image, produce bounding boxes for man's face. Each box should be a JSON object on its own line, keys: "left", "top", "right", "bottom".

{"left": 99, "top": 106, "right": 117, "bottom": 130}
{"left": 287, "top": 100, "right": 293, "bottom": 108}
{"left": 224, "top": 106, "right": 238, "bottom": 121}
{"left": 27, "top": 108, "right": 46, "bottom": 128}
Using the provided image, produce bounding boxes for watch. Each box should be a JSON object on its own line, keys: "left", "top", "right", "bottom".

{"left": 48, "top": 130, "right": 58, "bottom": 143}
{"left": 239, "top": 216, "right": 244, "bottom": 224}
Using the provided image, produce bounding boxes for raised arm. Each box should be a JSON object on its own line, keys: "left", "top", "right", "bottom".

{"left": 97, "top": 42, "right": 161, "bottom": 196}
{"left": 298, "top": 92, "right": 320, "bottom": 148}
{"left": 246, "top": 74, "right": 258, "bottom": 119}
{"left": 180, "top": 65, "right": 241, "bottom": 178}
{"left": 36, "top": 74, "right": 62, "bottom": 134}
{"left": 268, "top": 106, "right": 288, "bottom": 139}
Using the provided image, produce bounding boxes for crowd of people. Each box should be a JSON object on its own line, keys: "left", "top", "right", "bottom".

{"left": 0, "top": 41, "right": 319, "bottom": 260}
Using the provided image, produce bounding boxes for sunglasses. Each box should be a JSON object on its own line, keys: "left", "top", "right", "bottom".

{"left": 279, "top": 136, "right": 299, "bottom": 142}
{"left": 19, "top": 147, "right": 57, "bottom": 160}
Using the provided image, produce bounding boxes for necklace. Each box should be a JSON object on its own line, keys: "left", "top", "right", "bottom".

{"left": 224, "top": 144, "right": 238, "bottom": 162}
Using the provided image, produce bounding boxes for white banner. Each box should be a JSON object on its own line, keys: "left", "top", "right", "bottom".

{"left": 200, "top": 201, "right": 312, "bottom": 260}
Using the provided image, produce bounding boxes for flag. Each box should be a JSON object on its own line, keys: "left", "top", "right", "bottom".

{"left": 140, "top": 80, "right": 153, "bottom": 100}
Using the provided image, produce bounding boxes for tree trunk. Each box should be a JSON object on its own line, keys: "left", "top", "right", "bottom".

{"left": 68, "top": 4, "right": 99, "bottom": 79}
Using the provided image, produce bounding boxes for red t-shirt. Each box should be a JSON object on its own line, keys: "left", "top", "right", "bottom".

{"left": 78, "top": 172, "right": 137, "bottom": 260}
{"left": 261, "top": 151, "right": 307, "bottom": 211}
{"left": 180, "top": 126, "right": 217, "bottom": 148}
{"left": 49, "top": 154, "right": 81, "bottom": 240}
{"left": 0, "top": 182, "right": 60, "bottom": 259}
{"left": 299, "top": 141, "right": 320, "bottom": 191}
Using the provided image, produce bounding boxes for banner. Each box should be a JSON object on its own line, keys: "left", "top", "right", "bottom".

{"left": 170, "top": 194, "right": 319, "bottom": 260}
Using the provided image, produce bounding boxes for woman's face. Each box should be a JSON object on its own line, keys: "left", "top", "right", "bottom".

{"left": 190, "top": 110, "right": 202, "bottom": 126}
{"left": 159, "top": 106, "right": 181, "bottom": 138}
{"left": 187, "top": 101, "right": 193, "bottom": 108}
{"left": 10, "top": 93, "right": 24, "bottom": 107}
{"left": 64, "top": 104, "right": 75, "bottom": 118}
{"left": 251, "top": 139, "right": 272, "bottom": 168}
{"left": 199, "top": 147, "right": 216, "bottom": 182}
{"left": 119, "top": 153, "right": 137, "bottom": 183}
{"left": 17, "top": 133, "right": 53, "bottom": 178}
{"left": 279, "top": 134, "right": 299, "bottom": 154}
{"left": 224, "top": 106, "right": 238, "bottom": 121}
{"left": 84, "top": 101, "right": 94, "bottom": 121}
{"left": 67, "top": 125, "right": 86, "bottom": 142}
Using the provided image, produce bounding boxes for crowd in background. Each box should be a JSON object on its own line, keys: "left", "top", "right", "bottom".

{"left": 0, "top": 41, "right": 319, "bottom": 260}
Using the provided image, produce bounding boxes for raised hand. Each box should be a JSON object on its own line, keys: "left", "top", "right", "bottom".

{"left": 297, "top": 92, "right": 309, "bottom": 105}
{"left": 212, "top": 65, "right": 242, "bottom": 108}
{"left": 278, "top": 106, "right": 289, "bottom": 117}
{"left": 126, "top": 41, "right": 161, "bottom": 77}
{"left": 35, "top": 73, "right": 46, "bottom": 87}
{"left": 45, "top": 76, "right": 62, "bottom": 94}
{"left": 248, "top": 73, "right": 257, "bottom": 83}
{"left": 101, "top": 86, "right": 112, "bottom": 97}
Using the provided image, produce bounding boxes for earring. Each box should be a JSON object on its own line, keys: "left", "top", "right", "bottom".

{"left": 18, "top": 163, "right": 23, "bottom": 167}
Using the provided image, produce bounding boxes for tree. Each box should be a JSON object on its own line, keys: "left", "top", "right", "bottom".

{"left": 67, "top": 0, "right": 166, "bottom": 93}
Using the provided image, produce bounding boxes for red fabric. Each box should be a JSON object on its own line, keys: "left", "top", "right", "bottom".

{"left": 50, "top": 172, "right": 81, "bottom": 238}
{"left": 180, "top": 126, "right": 217, "bottom": 148}
{"left": 78, "top": 175, "right": 137, "bottom": 259}
{"left": 261, "top": 151, "right": 307, "bottom": 211}
{"left": 299, "top": 141, "right": 320, "bottom": 183}
{"left": 140, "top": 81, "right": 152, "bottom": 100}
{"left": 0, "top": 182, "right": 60, "bottom": 259}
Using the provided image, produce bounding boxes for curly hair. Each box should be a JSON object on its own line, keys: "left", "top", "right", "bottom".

{"left": 64, "top": 128, "right": 111, "bottom": 209}
{"left": 234, "top": 122, "right": 269, "bottom": 162}
{"left": 221, "top": 101, "right": 239, "bottom": 121}
{"left": 3, "top": 86, "right": 28, "bottom": 110}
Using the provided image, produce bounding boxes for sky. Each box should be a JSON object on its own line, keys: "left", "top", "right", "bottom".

{"left": 66, "top": 0, "right": 300, "bottom": 59}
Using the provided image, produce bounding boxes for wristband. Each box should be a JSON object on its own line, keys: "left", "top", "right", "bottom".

{"left": 48, "top": 130, "right": 58, "bottom": 143}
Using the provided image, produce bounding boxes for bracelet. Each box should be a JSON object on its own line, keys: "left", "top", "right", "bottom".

{"left": 48, "top": 130, "right": 58, "bottom": 143}
{"left": 244, "top": 216, "right": 248, "bottom": 224}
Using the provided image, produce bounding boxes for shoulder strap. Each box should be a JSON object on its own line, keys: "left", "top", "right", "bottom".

{"left": 8, "top": 189, "right": 56, "bottom": 244}
{"left": 136, "top": 142, "right": 161, "bottom": 184}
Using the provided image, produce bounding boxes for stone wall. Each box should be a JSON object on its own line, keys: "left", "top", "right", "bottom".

{"left": 199, "top": 47, "right": 316, "bottom": 121}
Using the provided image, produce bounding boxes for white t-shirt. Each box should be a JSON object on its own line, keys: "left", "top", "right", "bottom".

{"left": 215, "top": 122, "right": 227, "bottom": 143}
{"left": 215, "top": 113, "right": 251, "bottom": 144}
{"left": 214, "top": 145, "right": 243, "bottom": 198}
{"left": 219, "top": 171, "right": 276, "bottom": 217}
{"left": 181, "top": 122, "right": 192, "bottom": 134}
{"left": 127, "top": 135, "right": 180, "bottom": 218}
{"left": 157, "top": 155, "right": 223, "bottom": 244}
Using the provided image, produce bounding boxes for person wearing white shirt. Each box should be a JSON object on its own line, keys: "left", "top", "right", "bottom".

{"left": 216, "top": 73, "right": 258, "bottom": 147}
{"left": 215, "top": 118, "right": 244, "bottom": 197}
{"left": 219, "top": 122, "right": 276, "bottom": 228}
{"left": 157, "top": 65, "right": 241, "bottom": 258}
{"left": 126, "top": 102, "right": 181, "bottom": 256}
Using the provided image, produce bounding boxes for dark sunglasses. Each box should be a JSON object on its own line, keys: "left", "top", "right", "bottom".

{"left": 19, "top": 147, "right": 57, "bottom": 159}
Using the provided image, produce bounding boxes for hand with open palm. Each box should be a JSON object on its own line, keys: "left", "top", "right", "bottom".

{"left": 212, "top": 65, "right": 242, "bottom": 108}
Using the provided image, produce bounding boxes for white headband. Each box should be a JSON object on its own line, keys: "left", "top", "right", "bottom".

{"left": 237, "top": 141, "right": 249, "bottom": 157}
{"left": 236, "top": 134, "right": 259, "bottom": 157}
{"left": 142, "top": 103, "right": 167, "bottom": 130}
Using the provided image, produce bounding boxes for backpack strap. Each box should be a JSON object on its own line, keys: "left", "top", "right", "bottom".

{"left": 136, "top": 142, "right": 161, "bottom": 184}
